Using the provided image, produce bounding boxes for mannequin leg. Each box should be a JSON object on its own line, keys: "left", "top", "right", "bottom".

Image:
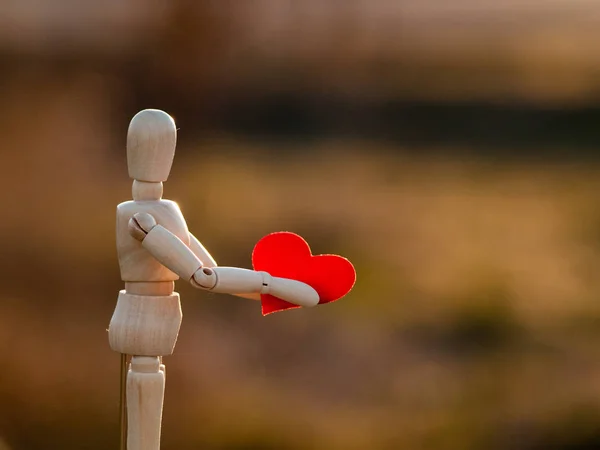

{"left": 127, "top": 356, "right": 165, "bottom": 450}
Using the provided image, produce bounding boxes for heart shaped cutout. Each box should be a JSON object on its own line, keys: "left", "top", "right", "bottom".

{"left": 252, "top": 232, "right": 356, "bottom": 315}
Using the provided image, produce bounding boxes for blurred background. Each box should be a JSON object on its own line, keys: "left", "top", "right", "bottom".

{"left": 3, "top": 1, "right": 600, "bottom": 449}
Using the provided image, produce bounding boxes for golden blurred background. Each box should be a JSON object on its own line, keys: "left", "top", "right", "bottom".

{"left": 3, "top": 1, "right": 600, "bottom": 449}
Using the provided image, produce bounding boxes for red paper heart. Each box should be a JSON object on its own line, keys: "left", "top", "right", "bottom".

{"left": 252, "top": 232, "right": 356, "bottom": 315}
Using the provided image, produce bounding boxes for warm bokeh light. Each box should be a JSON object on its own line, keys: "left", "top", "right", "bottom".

{"left": 2, "top": 1, "right": 600, "bottom": 449}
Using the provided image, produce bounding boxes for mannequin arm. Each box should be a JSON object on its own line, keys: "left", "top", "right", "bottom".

{"left": 188, "top": 233, "right": 217, "bottom": 268}
{"left": 129, "top": 213, "right": 319, "bottom": 308}
{"left": 192, "top": 266, "right": 318, "bottom": 308}
{"left": 188, "top": 232, "right": 259, "bottom": 301}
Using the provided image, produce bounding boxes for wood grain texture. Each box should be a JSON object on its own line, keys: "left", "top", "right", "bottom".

{"left": 127, "top": 357, "right": 165, "bottom": 450}
{"left": 108, "top": 291, "right": 182, "bottom": 356}
{"left": 117, "top": 200, "right": 191, "bottom": 281}
{"left": 132, "top": 180, "right": 163, "bottom": 201}
{"left": 127, "top": 109, "right": 176, "bottom": 182}
{"left": 267, "top": 276, "right": 320, "bottom": 307}
{"left": 191, "top": 267, "right": 320, "bottom": 307}
{"left": 124, "top": 281, "right": 174, "bottom": 296}
{"left": 141, "top": 224, "right": 203, "bottom": 282}
{"left": 188, "top": 232, "right": 218, "bottom": 268}
{"left": 112, "top": 109, "right": 183, "bottom": 450}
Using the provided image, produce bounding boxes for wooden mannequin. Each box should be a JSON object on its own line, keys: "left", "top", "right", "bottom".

{"left": 108, "top": 109, "right": 319, "bottom": 450}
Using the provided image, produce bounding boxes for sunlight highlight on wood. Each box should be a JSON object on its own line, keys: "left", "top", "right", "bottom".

{"left": 108, "top": 109, "right": 323, "bottom": 449}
